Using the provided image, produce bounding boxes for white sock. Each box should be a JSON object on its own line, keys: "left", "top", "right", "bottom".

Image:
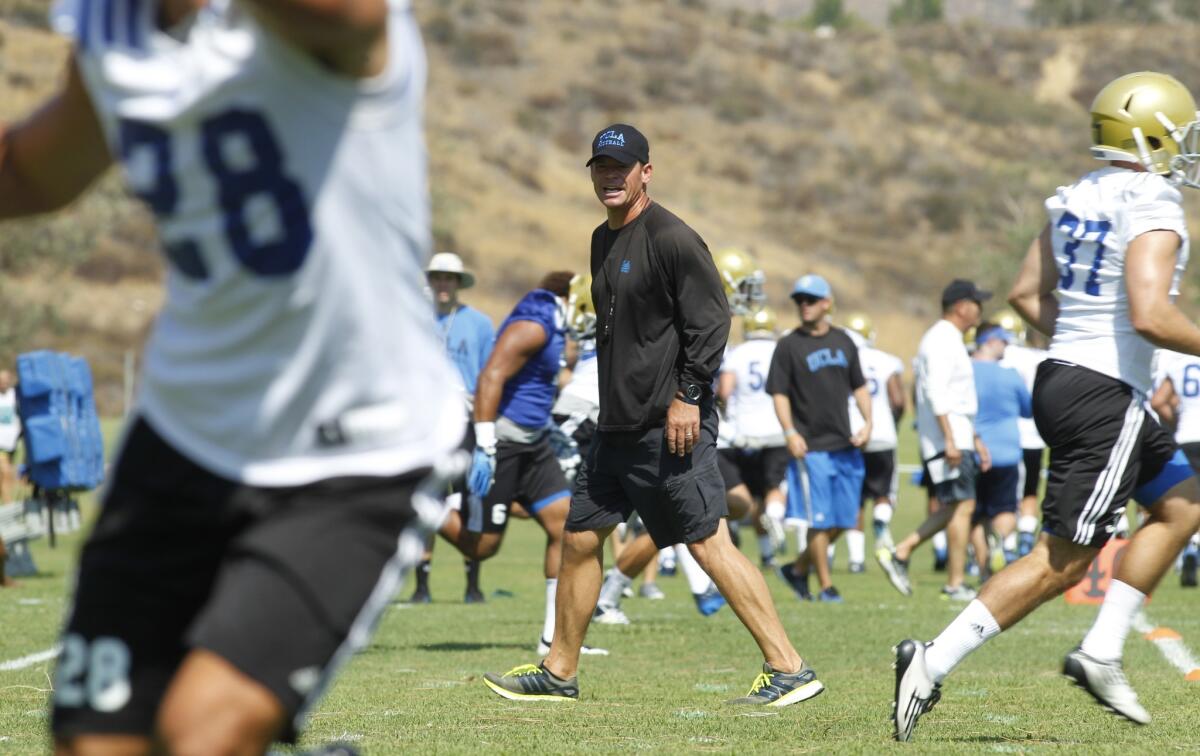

{"left": 542, "top": 578, "right": 557, "bottom": 642}
{"left": 789, "top": 519, "right": 809, "bottom": 555}
{"left": 766, "top": 500, "right": 786, "bottom": 521}
{"left": 1002, "top": 532, "right": 1018, "bottom": 554}
{"left": 598, "top": 568, "right": 631, "bottom": 609}
{"left": 932, "top": 530, "right": 948, "bottom": 554}
{"left": 1080, "top": 579, "right": 1145, "bottom": 663}
{"left": 924, "top": 599, "right": 1002, "bottom": 684}
{"left": 1018, "top": 515, "right": 1038, "bottom": 535}
{"left": 757, "top": 533, "right": 774, "bottom": 559}
{"left": 827, "top": 542, "right": 837, "bottom": 565}
{"left": 675, "top": 544, "right": 713, "bottom": 595}
{"left": 658, "top": 547, "right": 676, "bottom": 570}
{"left": 847, "top": 529, "right": 866, "bottom": 565}
{"left": 873, "top": 503, "right": 893, "bottom": 524}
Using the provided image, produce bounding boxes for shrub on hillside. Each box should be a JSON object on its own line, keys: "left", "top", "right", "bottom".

{"left": 1029, "top": 0, "right": 1160, "bottom": 26}
{"left": 889, "top": 0, "right": 944, "bottom": 26}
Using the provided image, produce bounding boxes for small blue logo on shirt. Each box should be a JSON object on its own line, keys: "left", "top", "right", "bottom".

{"left": 806, "top": 348, "right": 849, "bottom": 372}
{"left": 620, "top": 260, "right": 632, "bottom": 273}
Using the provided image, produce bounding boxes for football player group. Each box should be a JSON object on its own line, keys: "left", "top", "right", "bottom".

{"left": 0, "top": 0, "right": 1198, "bottom": 749}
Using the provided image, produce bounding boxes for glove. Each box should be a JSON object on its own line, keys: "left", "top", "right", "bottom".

{"left": 467, "top": 447, "right": 496, "bottom": 498}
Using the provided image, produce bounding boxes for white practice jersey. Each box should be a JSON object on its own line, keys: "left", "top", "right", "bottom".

{"left": 54, "top": 0, "right": 464, "bottom": 485}
{"left": 716, "top": 346, "right": 736, "bottom": 450}
{"left": 1046, "top": 167, "right": 1190, "bottom": 396}
{"left": 848, "top": 346, "right": 903, "bottom": 452}
{"left": 724, "top": 337, "right": 784, "bottom": 447}
{"left": 554, "top": 338, "right": 599, "bottom": 423}
{"left": 0, "top": 388, "right": 19, "bottom": 452}
{"left": 1000, "top": 344, "right": 1046, "bottom": 450}
{"left": 1154, "top": 350, "right": 1200, "bottom": 444}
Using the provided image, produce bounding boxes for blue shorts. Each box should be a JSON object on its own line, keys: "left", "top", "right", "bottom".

{"left": 785, "top": 449, "right": 865, "bottom": 530}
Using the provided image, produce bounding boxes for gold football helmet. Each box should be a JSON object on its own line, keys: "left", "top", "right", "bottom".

{"left": 842, "top": 311, "right": 875, "bottom": 344}
{"left": 567, "top": 274, "right": 595, "bottom": 338}
{"left": 713, "top": 247, "right": 766, "bottom": 315}
{"left": 1091, "top": 72, "right": 1200, "bottom": 188}
{"left": 990, "top": 308, "right": 1027, "bottom": 345}
{"left": 742, "top": 305, "right": 777, "bottom": 336}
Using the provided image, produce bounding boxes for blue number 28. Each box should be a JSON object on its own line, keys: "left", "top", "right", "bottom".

{"left": 1057, "top": 211, "right": 1111, "bottom": 297}
{"left": 119, "top": 110, "right": 313, "bottom": 280}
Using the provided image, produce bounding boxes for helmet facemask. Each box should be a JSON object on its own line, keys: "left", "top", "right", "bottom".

{"left": 1165, "top": 112, "right": 1200, "bottom": 189}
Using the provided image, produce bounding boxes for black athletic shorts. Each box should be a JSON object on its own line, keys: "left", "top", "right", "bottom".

{"left": 973, "top": 464, "right": 1020, "bottom": 524}
{"left": 466, "top": 436, "right": 570, "bottom": 534}
{"left": 1020, "top": 447, "right": 1044, "bottom": 499}
{"left": 51, "top": 418, "right": 431, "bottom": 744}
{"left": 717, "top": 447, "right": 789, "bottom": 499}
{"left": 861, "top": 449, "right": 897, "bottom": 501}
{"left": 566, "top": 405, "right": 729, "bottom": 548}
{"left": 1035, "top": 360, "right": 1193, "bottom": 548}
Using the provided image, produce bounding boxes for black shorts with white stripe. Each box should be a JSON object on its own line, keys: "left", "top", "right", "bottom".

{"left": 1034, "top": 360, "right": 1186, "bottom": 549}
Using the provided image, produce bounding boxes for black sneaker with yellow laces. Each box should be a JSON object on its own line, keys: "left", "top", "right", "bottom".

{"left": 726, "top": 662, "right": 824, "bottom": 707}
{"left": 483, "top": 662, "right": 579, "bottom": 702}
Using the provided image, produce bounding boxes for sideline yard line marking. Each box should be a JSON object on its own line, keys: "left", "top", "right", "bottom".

{"left": 1133, "top": 612, "right": 1200, "bottom": 681}
{"left": 0, "top": 646, "right": 60, "bottom": 672}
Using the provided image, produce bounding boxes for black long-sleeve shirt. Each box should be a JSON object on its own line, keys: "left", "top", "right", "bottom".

{"left": 590, "top": 202, "right": 730, "bottom": 431}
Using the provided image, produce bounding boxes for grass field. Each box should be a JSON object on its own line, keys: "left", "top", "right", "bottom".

{"left": 2, "top": 422, "right": 1199, "bottom": 753}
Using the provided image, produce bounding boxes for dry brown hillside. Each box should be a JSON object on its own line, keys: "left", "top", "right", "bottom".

{"left": 1, "top": 1, "right": 1199, "bottom": 411}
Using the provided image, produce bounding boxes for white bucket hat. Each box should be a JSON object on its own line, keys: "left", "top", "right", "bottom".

{"left": 426, "top": 252, "right": 476, "bottom": 289}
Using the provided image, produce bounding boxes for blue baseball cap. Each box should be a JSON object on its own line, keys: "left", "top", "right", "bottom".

{"left": 791, "top": 274, "right": 832, "bottom": 301}
{"left": 976, "top": 326, "right": 1013, "bottom": 347}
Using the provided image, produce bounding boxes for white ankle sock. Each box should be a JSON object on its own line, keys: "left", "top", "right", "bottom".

{"left": 847, "top": 529, "right": 866, "bottom": 565}
{"left": 757, "top": 533, "right": 774, "bottom": 559}
{"left": 598, "top": 568, "right": 631, "bottom": 609}
{"left": 873, "top": 502, "right": 893, "bottom": 524}
{"left": 675, "top": 545, "right": 713, "bottom": 595}
{"left": 1080, "top": 579, "right": 1145, "bottom": 663}
{"left": 542, "top": 578, "right": 557, "bottom": 642}
{"left": 932, "top": 530, "right": 948, "bottom": 554}
{"left": 1018, "top": 515, "right": 1038, "bottom": 535}
{"left": 924, "top": 599, "right": 1002, "bottom": 684}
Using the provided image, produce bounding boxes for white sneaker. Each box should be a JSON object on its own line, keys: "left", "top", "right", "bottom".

{"left": 940, "top": 584, "right": 977, "bottom": 602}
{"left": 1062, "top": 647, "right": 1150, "bottom": 724}
{"left": 537, "top": 637, "right": 610, "bottom": 656}
{"left": 638, "top": 583, "right": 666, "bottom": 600}
{"left": 592, "top": 604, "right": 630, "bottom": 625}
{"left": 892, "top": 639, "right": 941, "bottom": 742}
{"left": 621, "top": 586, "right": 634, "bottom": 599}
{"left": 761, "top": 513, "right": 786, "bottom": 556}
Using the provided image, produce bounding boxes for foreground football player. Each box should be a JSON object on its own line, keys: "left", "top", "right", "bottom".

{"left": 0, "top": 1, "right": 465, "bottom": 753}
{"left": 893, "top": 71, "right": 1200, "bottom": 741}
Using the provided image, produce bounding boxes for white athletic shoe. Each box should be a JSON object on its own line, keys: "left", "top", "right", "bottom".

{"left": 940, "top": 584, "right": 977, "bottom": 602}
{"left": 892, "top": 639, "right": 941, "bottom": 742}
{"left": 761, "top": 513, "right": 786, "bottom": 556}
{"left": 1062, "top": 648, "right": 1150, "bottom": 725}
{"left": 592, "top": 604, "right": 631, "bottom": 625}
{"left": 537, "top": 638, "right": 610, "bottom": 656}
{"left": 638, "top": 582, "right": 666, "bottom": 600}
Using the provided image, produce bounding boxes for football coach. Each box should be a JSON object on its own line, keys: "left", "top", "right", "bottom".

{"left": 484, "top": 125, "right": 824, "bottom": 707}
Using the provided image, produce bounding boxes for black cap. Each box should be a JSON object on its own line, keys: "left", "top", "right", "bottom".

{"left": 586, "top": 124, "right": 649, "bottom": 167}
{"left": 941, "top": 278, "right": 993, "bottom": 308}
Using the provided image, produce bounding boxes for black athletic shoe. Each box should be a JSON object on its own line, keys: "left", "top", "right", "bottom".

{"left": 777, "top": 563, "right": 812, "bottom": 601}
{"left": 483, "top": 662, "right": 579, "bottom": 702}
{"left": 892, "top": 639, "right": 941, "bottom": 742}
{"left": 292, "top": 744, "right": 360, "bottom": 756}
{"left": 464, "top": 588, "right": 486, "bottom": 604}
{"left": 406, "top": 587, "right": 431, "bottom": 604}
{"left": 1182, "top": 552, "right": 1198, "bottom": 588}
{"left": 726, "top": 662, "right": 824, "bottom": 707}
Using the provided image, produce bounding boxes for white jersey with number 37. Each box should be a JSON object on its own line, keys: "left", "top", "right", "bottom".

{"left": 52, "top": 0, "right": 464, "bottom": 485}
{"left": 1046, "top": 167, "right": 1189, "bottom": 395}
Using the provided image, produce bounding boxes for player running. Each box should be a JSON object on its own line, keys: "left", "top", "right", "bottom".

{"left": 844, "top": 312, "right": 906, "bottom": 565}
{"left": 4, "top": 1, "right": 466, "bottom": 752}
{"left": 435, "top": 273, "right": 606, "bottom": 656}
{"left": 893, "top": 71, "right": 1200, "bottom": 741}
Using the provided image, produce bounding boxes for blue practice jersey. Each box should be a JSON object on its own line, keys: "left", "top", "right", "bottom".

{"left": 437, "top": 304, "right": 493, "bottom": 396}
{"left": 973, "top": 361, "right": 1032, "bottom": 468}
{"left": 497, "top": 290, "right": 565, "bottom": 428}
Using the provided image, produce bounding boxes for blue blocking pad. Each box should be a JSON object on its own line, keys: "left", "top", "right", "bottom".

{"left": 16, "top": 351, "right": 105, "bottom": 490}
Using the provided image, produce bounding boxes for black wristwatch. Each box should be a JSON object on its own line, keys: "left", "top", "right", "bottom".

{"left": 678, "top": 382, "right": 703, "bottom": 405}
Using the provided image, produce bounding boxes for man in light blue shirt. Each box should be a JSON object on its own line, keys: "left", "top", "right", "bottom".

{"left": 971, "top": 325, "right": 1032, "bottom": 575}
{"left": 411, "top": 252, "right": 495, "bottom": 604}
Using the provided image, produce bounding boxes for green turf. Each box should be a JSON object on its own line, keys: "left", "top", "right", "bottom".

{"left": 2, "top": 421, "right": 1199, "bottom": 753}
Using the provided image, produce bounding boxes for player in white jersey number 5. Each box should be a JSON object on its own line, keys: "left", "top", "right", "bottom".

{"left": 892, "top": 71, "right": 1200, "bottom": 741}
{"left": 0, "top": 1, "right": 464, "bottom": 753}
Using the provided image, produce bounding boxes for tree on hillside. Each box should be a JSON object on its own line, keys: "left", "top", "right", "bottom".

{"left": 806, "top": 0, "right": 850, "bottom": 28}
{"left": 889, "top": 0, "right": 944, "bottom": 25}
{"left": 1177, "top": 0, "right": 1200, "bottom": 20}
{"left": 1029, "top": 0, "right": 1160, "bottom": 25}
